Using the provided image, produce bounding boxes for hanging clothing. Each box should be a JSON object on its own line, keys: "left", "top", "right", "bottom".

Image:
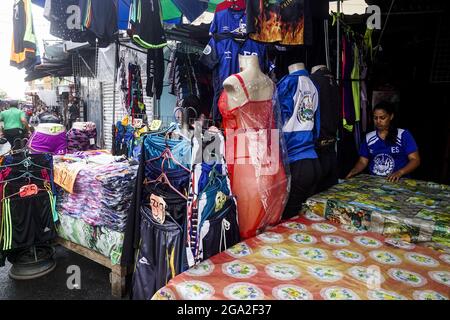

{"left": 10, "top": 0, "right": 39, "bottom": 70}
{"left": 44, "top": 0, "right": 86, "bottom": 43}
{"left": 127, "top": 63, "right": 146, "bottom": 117}
{"left": 219, "top": 74, "right": 288, "bottom": 239}
{"left": 246, "top": 0, "right": 312, "bottom": 46}
{"left": 171, "top": 0, "right": 207, "bottom": 23}
{"left": 277, "top": 69, "right": 320, "bottom": 164}
{"left": 209, "top": 8, "right": 247, "bottom": 35}
{"left": 79, "top": 0, "right": 118, "bottom": 48}
{"left": 342, "top": 34, "right": 355, "bottom": 132}
{"left": 129, "top": 0, "right": 167, "bottom": 49}
{"left": 215, "top": 0, "right": 246, "bottom": 12}
{"left": 146, "top": 48, "right": 165, "bottom": 100}
{"left": 201, "top": 37, "right": 267, "bottom": 121}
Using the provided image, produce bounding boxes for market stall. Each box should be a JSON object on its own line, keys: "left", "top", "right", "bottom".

{"left": 153, "top": 214, "right": 450, "bottom": 300}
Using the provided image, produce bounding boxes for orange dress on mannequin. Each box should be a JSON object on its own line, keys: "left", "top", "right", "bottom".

{"left": 219, "top": 74, "right": 288, "bottom": 239}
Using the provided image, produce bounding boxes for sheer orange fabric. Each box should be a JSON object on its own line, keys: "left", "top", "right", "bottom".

{"left": 219, "top": 75, "right": 288, "bottom": 239}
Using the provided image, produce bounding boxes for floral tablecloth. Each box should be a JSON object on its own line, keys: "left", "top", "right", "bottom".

{"left": 57, "top": 213, "right": 124, "bottom": 265}
{"left": 304, "top": 175, "right": 450, "bottom": 252}
{"left": 152, "top": 214, "right": 450, "bottom": 300}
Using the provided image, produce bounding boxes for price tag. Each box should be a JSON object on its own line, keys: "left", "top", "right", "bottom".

{"left": 54, "top": 163, "right": 84, "bottom": 193}
{"left": 150, "top": 194, "right": 166, "bottom": 224}
{"left": 19, "top": 184, "right": 39, "bottom": 198}
{"left": 90, "top": 138, "right": 95, "bottom": 145}
{"left": 150, "top": 120, "right": 162, "bottom": 131}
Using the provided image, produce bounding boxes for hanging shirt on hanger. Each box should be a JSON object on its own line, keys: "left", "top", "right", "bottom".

{"left": 44, "top": 0, "right": 86, "bottom": 43}
{"left": 215, "top": 0, "right": 246, "bottom": 12}
{"left": 210, "top": 8, "right": 247, "bottom": 35}
{"left": 129, "top": 0, "right": 167, "bottom": 49}
{"left": 200, "top": 37, "right": 267, "bottom": 121}
{"left": 171, "top": 0, "right": 208, "bottom": 23}
{"left": 246, "top": 0, "right": 312, "bottom": 46}
{"left": 79, "top": 0, "right": 118, "bottom": 47}
{"left": 10, "top": 0, "right": 39, "bottom": 70}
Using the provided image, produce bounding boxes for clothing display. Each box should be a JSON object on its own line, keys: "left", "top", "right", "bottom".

{"left": 56, "top": 156, "right": 138, "bottom": 232}
{"left": 219, "top": 74, "right": 289, "bottom": 239}
{"left": 305, "top": 175, "right": 450, "bottom": 253}
{"left": 67, "top": 122, "right": 98, "bottom": 153}
{"left": 310, "top": 67, "right": 340, "bottom": 192}
{"left": 154, "top": 213, "right": 450, "bottom": 300}
{"left": 146, "top": 48, "right": 165, "bottom": 100}
{"left": 201, "top": 37, "right": 267, "bottom": 121}
{"left": 186, "top": 130, "right": 240, "bottom": 267}
{"left": 209, "top": 8, "right": 247, "bottom": 35}
{"left": 10, "top": 0, "right": 40, "bottom": 70}
{"left": 0, "top": 152, "right": 57, "bottom": 265}
{"left": 277, "top": 69, "right": 320, "bottom": 164}
{"left": 44, "top": 0, "right": 86, "bottom": 43}
{"left": 215, "top": 0, "right": 246, "bottom": 12}
{"left": 127, "top": 63, "right": 147, "bottom": 118}
{"left": 246, "top": 0, "right": 312, "bottom": 46}
{"left": 129, "top": 0, "right": 167, "bottom": 49}
{"left": 29, "top": 131, "right": 68, "bottom": 155}
{"left": 79, "top": 0, "right": 118, "bottom": 47}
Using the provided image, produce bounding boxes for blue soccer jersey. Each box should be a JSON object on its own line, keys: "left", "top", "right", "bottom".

{"left": 210, "top": 8, "right": 247, "bottom": 35}
{"left": 359, "top": 129, "right": 418, "bottom": 177}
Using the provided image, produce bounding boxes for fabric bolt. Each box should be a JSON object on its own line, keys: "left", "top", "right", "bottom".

{"left": 29, "top": 131, "right": 68, "bottom": 155}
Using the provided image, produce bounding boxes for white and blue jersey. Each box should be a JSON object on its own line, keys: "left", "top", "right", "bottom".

{"left": 277, "top": 69, "right": 320, "bottom": 163}
{"left": 360, "top": 129, "right": 418, "bottom": 177}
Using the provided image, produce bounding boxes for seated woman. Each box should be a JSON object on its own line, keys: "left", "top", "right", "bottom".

{"left": 346, "top": 102, "right": 421, "bottom": 182}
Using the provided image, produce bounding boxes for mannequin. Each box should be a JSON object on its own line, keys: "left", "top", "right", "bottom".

{"left": 220, "top": 54, "right": 288, "bottom": 239}
{"left": 288, "top": 62, "right": 306, "bottom": 74}
{"left": 310, "top": 65, "right": 340, "bottom": 193}
{"left": 311, "top": 64, "right": 327, "bottom": 75}
{"left": 223, "top": 55, "right": 273, "bottom": 109}
{"left": 35, "top": 123, "right": 65, "bottom": 135}
{"left": 277, "top": 60, "right": 321, "bottom": 220}
{"left": 29, "top": 123, "right": 68, "bottom": 155}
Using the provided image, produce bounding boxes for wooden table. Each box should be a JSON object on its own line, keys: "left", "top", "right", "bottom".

{"left": 56, "top": 238, "right": 130, "bottom": 298}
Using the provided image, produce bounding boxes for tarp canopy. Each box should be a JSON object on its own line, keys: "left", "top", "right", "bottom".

{"left": 31, "top": 0, "right": 222, "bottom": 29}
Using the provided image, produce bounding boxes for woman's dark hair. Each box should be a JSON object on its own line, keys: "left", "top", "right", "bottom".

{"left": 374, "top": 101, "right": 398, "bottom": 145}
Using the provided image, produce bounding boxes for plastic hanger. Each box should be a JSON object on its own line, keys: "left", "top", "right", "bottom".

{"left": 146, "top": 157, "right": 188, "bottom": 200}
{"left": 1, "top": 181, "right": 52, "bottom": 201}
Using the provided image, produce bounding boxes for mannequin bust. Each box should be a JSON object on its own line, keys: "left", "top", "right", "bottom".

{"left": 35, "top": 123, "right": 65, "bottom": 135}
{"left": 311, "top": 64, "right": 328, "bottom": 74}
{"left": 222, "top": 55, "right": 274, "bottom": 110}
{"left": 288, "top": 62, "right": 306, "bottom": 74}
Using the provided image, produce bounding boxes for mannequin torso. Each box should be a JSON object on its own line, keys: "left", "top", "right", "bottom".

{"left": 288, "top": 62, "right": 306, "bottom": 74}
{"left": 311, "top": 64, "right": 327, "bottom": 74}
{"left": 222, "top": 55, "right": 274, "bottom": 110}
{"left": 35, "top": 123, "right": 65, "bottom": 135}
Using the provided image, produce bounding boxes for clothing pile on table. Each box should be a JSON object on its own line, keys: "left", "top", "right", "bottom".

{"left": 56, "top": 153, "right": 138, "bottom": 232}
{"left": 67, "top": 122, "right": 98, "bottom": 153}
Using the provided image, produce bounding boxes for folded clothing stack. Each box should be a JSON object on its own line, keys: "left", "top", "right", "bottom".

{"left": 67, "top": 122, "right": 98, "bottom": 153}
{"left": 57, "top": 161, "right": 138, "bottom": 232}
